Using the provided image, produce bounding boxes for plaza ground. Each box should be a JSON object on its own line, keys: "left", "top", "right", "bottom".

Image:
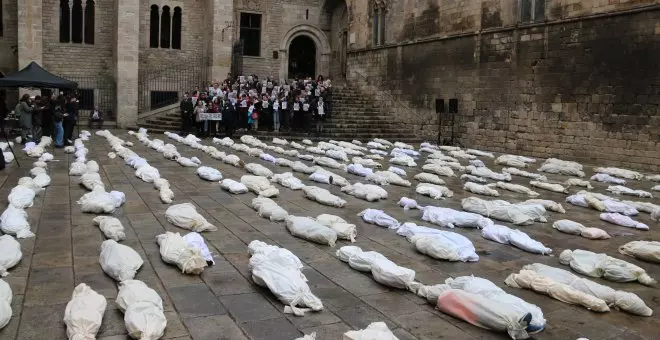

{"left": 0, "top": 130, "right": 658, "bottom": 340}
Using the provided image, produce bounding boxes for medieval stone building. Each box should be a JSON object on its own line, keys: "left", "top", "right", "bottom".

{"left": 0, "top": 0, "right": 658, "bottom": 169}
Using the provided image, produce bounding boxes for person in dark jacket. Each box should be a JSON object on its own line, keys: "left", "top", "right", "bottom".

{"left": 180, "top": 92, "right": 194, "bottom": 134}
{"left": 41, "top": 94, "right": 55, "bottom": 138}
{"left": 16, "top": 94, "right": 34, "bottom": 143}
{"left": 32, "top": 96, "right": 44, "bottom": 142}
{"left": 221, "top": 95, "right": 235, "bottom": 138}
{"left": 54, "top": 96, "right": 65, "bottom": 147}
{"left": 63, "top": 96, "right": 77, "bottom": 145}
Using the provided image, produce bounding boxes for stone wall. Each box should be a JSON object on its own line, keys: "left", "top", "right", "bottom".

{"left": 235, "top": 0, "right": 327, "bottom": 79}
{"left": 0, "top": 0, "right": 18, "bottom": 76}
{"left": 346, "top": 0, "right": 660, "bottom": 171}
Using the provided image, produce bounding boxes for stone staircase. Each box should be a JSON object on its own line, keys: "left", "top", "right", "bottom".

{"left": 137, "top": 86, "right": 421, "bottom": 143}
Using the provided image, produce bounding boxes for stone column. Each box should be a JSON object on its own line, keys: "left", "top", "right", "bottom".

{"left": 114, "top": 0, "right": 139, "bottom": 128}
{"left": 207, "top": 0, "right": 234, "bottom": 82}
{"left": 17, "top": 0, "right": 43, "bottom": 96}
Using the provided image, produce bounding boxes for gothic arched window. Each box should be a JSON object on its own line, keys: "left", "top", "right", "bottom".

{"left": 160, "top": 6, "right": 171, "bottom": 48}
{"left": 71, "top": 0, "right": 83, "bottom": 43}
{"left": 84, "top": 0, "right": 95, "bottom": 44}
{"left": 172, "top": 7, "right": 182, "bottom": 49}
{"left": 60, "top": 0, "right": 70, "bottom": 43}
{"left": 150, "top": 5, "right": 159, "bottom": 48}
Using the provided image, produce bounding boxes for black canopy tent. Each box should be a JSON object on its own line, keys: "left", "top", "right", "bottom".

{"left": 0, "top": 61, "right": 77, "bottom": 89}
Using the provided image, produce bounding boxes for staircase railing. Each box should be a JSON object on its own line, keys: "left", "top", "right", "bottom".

{"left": 138, "top": 57, "right": 210, "bottom": 114}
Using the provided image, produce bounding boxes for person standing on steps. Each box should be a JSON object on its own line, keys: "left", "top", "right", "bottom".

{"left": 180, "top": 92, "right": 194, "bottom": 134}
{"left": 314, "top": 96, "right": 327, "bottom": 135}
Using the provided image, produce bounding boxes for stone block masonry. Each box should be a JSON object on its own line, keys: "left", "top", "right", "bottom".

{"left": 347, "top": 9, "right": 660, "bottom": 172}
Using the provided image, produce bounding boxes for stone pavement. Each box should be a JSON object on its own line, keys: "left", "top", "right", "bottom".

{"left": 0, "top": 130, "right": 659, "bottom": 340}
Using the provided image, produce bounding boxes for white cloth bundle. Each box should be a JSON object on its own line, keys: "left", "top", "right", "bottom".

{"left": 448, "top": 150, "right": 477, "bottom": 160}
{"left": 220, "top": 179, "right": 249, "bottom": 194}
{"left": 347, "top": 163, "right": 374, "bottom": 177}
{"left": 619, "top": 241, "right": 660, "bottom": 264}
{"left": 422, "top": 163, "right": 455, "bottom": 177}
{"left": 358, "top": 209, "right": 400, "bottom": 229}
{"left": 8, "top": 185, "right": 35, "bottom": 209}
{"left": 372, "top": 171, "right": 410, "bottom": 187}
{"left": 77, "top": 187, "right": 118, "bottom": 214}
{"left": 247, "top": 240, "right": 304, "bottom": 272}
{"left": 416, "top": 183, "right": 454, "bottom": 199}
{"left": 0, "top": 235, "right": 22, "bottom": 277}
{"left": 32, "top": 173, "right": 51, "bottom": 188}
{"left": 529, "top": 180, "right": 567, "bottom": 193}
{"left": 502, "top": 167, "right": 547, "bottom": 182}
{"left": 591, "top": 173, "right": 626, "bottom": 184}
{"left": 341, "top": 183, "right": 388, "bottom": 202}
{"left": 505, "top": 269, "right": 610, "bottom": 312}
{"left": 99, "top": 240, "right": 143, "bottom": 282}
{"left": 240, "top": 175, "right": 279, "bottom": 197}
{"left": 86, "top": 160, "right": 100, "bottom": 173}
{"left": 93, "top": 216, "right": 126, "bottom": 241}
{"left": 389, "top": 155, "right": 417, "bottom": 167}
{"left": 271, "top": 172, "right": 304, "bottom": 190}
{"left": 481, "top": 224, "right": 552, "bottom": 255}
{"left": 196, "top": 166, "right": 223, "bottom": 181}
{"left": 421, "top": 206, "right": 492, "bottom": 229}
{"left": 600, "top": 213, "right": 648, "bottom": 230}
{"left": 156, "top": 232, "right": 207, "bottom": 274}
{"left": 292, "top": 161, "right": 317, "bottom": 174}
{"left": 326, "top": 149, "right": 349, "bottom": 162}
{"left": 80, "top": 172, "right": 105, "bottom": 191}
{"left": 165, "top": 203, "right": 217, "bottom": 232}
{"left": 177, "top": 157, "right": 199, "bottom": 167}
{"left": 222, "top": 154, "right": 243, "bottom": 167}
{"left": 398, "top": 197, "right": 420, "bottom": 210}
{"left": 285, "top": 216, "right": 338, "bottom": 246}
{"left": 336, "top": 246, "right": 417, "bottom": 290}
{"left": 538, "top": 158, "right": 584, "bottom": 177}
{"left": 524, "top": 199, "right": 566, "bottom": 213}
{"left": 552, "top": 220, "right": 610, "bottom": 240}
{"left": 460, "top": 174, "right": 488, "bottom": 183}
{"left": 496, "top": 182, "right": 539, "bottom": 196}
{"left": 343, "top": 322, "right": 399, "bottom": 340}
{"left": 466, "top": 165, "right": 511, "bottom": 181}
{"left": 464, "top": 182, "right": 499, "bottom": 196}
{"left": 351, "top": 157, "right": 381, "bottom": 168}
{"left": 302, "top": 186, "right": 346, "bottom": 207}
{"left": 69, "top": 162, "right": 88, "bottom": 176}
{"left": 408, "top": 230, "right": 479, "bottom": 262}
{"left": 0, "top": 279, "right": 12, "bottom": 329}
{"left": 606, "top": 185, "right": 653, "bottom": 198}
{"left": 275, "top": 158, "right": 294, "bottom": 167}
{"left": 495, "top": 154, "right": 535, "bottom": 168}
{"left": 135, "top": 165, "right": 160, "bottom": 183}
{"left": 522, "top": 263, "right": 652, "bottom": 316}
{"left": 415, "top": 172, "right": 446, "bottom": 185}
{"left": 595, "top": 167, "right": 643, "bottom": 180}
{"left": 245, "top": 163, "right": 274, "bottom": 177}
{"left": 559, "top": 249, "right": 655, "bottom": 286}
{"left": 252, "top": 197, "right": 289, "bottom": 222}
{"left": 315, "top": 214, "right": 357, "bottom": 242}
{"left": 260, "top": 153, "right": 277, "bottom": 163}
{"left": 249, "top": 252, "right": 322, "bottom": 316}
{"left": 0, "top": 205, "right": 33, "bottom": 238}
{"left": 439, "top": 275, "right": 546, "bottom": 334}
{"left": 63, "top": 283, "right": 107, "bottom": 340}
{"left": 565, "top": 178, "right": 593, "bottom": 189}
{"left": 461, "top": 197, "right": 547, "bottom": 225}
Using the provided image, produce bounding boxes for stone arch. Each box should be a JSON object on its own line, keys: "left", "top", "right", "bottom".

{"left": 278, "top": 24, "right": 331, "bottom": 81}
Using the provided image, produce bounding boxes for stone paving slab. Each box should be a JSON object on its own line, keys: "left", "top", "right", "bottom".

{"left": 0, "top": 130, "right": 658, "bottom": 340}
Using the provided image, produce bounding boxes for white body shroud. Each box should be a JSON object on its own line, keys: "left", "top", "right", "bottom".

{"left": 481, "top": 224, "right": 551, "bottom": 255}
{"left": 63, "top": 284, "right": 107, "bottom": 340}
{"left": 558, "top": 249, "right": 656, "bottom": 286}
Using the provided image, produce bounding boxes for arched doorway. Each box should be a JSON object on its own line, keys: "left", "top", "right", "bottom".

{"left": 288, "top": 36, "right": 316, "bottom": 79}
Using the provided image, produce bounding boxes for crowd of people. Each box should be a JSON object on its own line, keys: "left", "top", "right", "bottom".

{"left": 0, "top": 92, "right": 103, "bottom": 148}
{"left": 179, "top": 74, "right": 333, "bottom": 137}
